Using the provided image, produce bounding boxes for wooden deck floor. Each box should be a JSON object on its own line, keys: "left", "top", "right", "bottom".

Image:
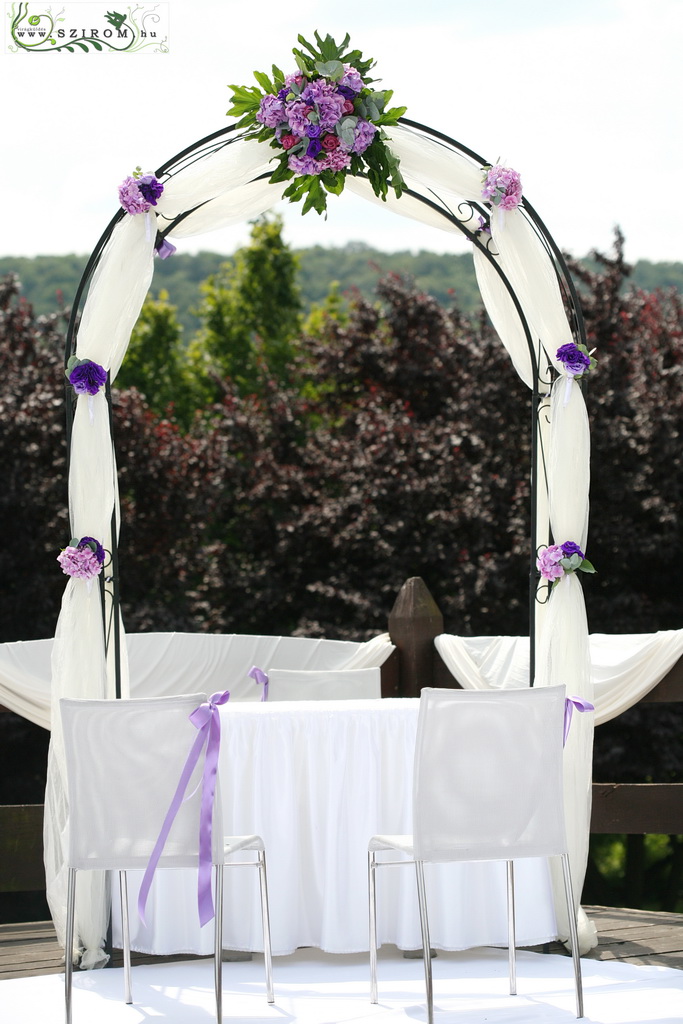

{"left": 1, "top": 906, "right": 681, "bottom": 982}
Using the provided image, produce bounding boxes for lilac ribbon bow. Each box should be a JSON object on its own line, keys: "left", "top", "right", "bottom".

{"left": 154, "top": 238, "right": 176, "bottom": 259}
{"left": 138, "top": 690, "right": 231, "bottom": 928}
{"left": 249, "top": 665, "right": 269, "bottom": 701}
{"left": 563, "top": 695, "right": 594, "bottom": 746}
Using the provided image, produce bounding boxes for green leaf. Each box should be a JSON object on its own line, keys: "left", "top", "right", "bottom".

{"left": 253, "top": 70, "right": 275, "bottom": 94}
{"left": 315, "top": 59, "right": 343, "bottom": 80}
{"left": 579, "top": 559, "right": 597, "bottom": 574}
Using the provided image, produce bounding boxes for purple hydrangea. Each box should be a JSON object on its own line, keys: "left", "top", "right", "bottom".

{"left": 536, "top": 545, "right": 565, "bottom": 582}
{"left": 57, "top": 545, "right": 103, "bottom": 581}
{"left": 136, "top": 174, "right": 164, "bottom": 207}
{"left": 78, "top": 536, "right": 106, "bottom": 565}
{"left": 286, "top": 97, "right": 315, "bottom": 136}
{"left": 340, "top": 65, "right": 364, "bottom": 93}
{"left": 287, "top": 153, "right": 324, "bottom": 176}
{"left": 301, "top": 78, "right": 346, "bottom": 130}
{"left": 556, "top": 343, "right": 591, "bottom": 376}
{"left": 69, "top": 359, "right": 107, "bottom": 396}
{"left": 257, "top": 93, "right": 286, "bottom": 128}
{"left": 561, "top": 541, "right": 585, "bottom": 560}
{"left": 118, "top": 176, "right": 150, "bottom": 215}
{"left": 349, "top": 118, "right": 377, "bottom": 155}
{"left": 481, "top": 164, "right": 523, "bottom": 211}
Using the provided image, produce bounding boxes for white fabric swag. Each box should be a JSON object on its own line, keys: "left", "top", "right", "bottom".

{"left": 45, "top": 120, "right": 593, "bottom": 965}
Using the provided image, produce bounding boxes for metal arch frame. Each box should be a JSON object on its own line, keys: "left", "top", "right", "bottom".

{"left": 64, "top": 117, "right": 587, "bottom": 695}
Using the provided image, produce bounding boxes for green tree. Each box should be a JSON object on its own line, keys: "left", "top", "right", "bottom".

{"left": 190, "top": 215, "right": 302, "bottom": 396}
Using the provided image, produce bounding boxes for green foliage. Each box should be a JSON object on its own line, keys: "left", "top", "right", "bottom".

{"left": 190, "top": 215, "right": 302, "bottom": 397}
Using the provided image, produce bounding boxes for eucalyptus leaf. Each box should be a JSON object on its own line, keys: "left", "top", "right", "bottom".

{"left": 580, "top": 559, "right": 597, "bottom": 573}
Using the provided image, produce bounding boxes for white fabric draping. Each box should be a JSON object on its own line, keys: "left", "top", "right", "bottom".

{"left": 1, "top": 633, "right": 393, "bottom": 728}
{"left": 45, "top": 117, "right": 589, "bottom": 966}
{"left": 534, "top": 372, "right": 593, "bottom": 949}
{"left": 46, "top": 213, "right": 156, "bottom": 969}
{"left": 434, "top": 631, "right": 683, "bottom": 725}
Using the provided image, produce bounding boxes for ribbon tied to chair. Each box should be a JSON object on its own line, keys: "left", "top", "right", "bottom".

{"left": 138, "top": 689, "right": 231, "bottom": 928}
{"left": 563, "top": 695, "right": 594, "bottom": 746}
{"left": 249, "top": 665, "right": 269, "bottom": 701}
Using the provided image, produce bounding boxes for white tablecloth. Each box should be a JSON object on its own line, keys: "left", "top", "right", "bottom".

{"left": 113, "top": 699, "right": 557, "bottom": 956}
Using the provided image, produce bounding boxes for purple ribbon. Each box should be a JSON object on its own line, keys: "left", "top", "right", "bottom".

{"left": 138, "top": 690, "right": 231, "bottom": 928}
{"left": 563, "top": 695, "right": 594, "bottom": 746}
{"left": 154, "top": 238, "right": 176, "bottom": 259}
{"left": 249, "top": 665, "right": 269, "bottom": 701}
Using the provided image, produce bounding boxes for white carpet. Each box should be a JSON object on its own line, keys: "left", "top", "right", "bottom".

{"left": 3, "top": 946, "right": 682, "bottom": 1024}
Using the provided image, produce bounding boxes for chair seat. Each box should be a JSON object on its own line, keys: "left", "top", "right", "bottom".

{"left": 224, "top": 834, "right": 265, "bottom": 855}
{"left": 369, "top": 834, "right": 414, "bottom": 855}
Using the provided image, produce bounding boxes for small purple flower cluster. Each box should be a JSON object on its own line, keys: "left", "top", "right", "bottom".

{"left": 256, "top": 65, "right": 377, "bottom": 177}
{"left": 537, "top": 541, "right": 586, "bottom": 582}
{"left": 556, "top": 342, "right": 592, "bottom": 377}
{"left": 57, "top": 536, "right": 106, "bottom": 581}
{"left": 119, "top": 170, "right": 164, "bottom": 215}
{"left": 481, "top": 164, "right": 523, "bottom": 211}
{"left": 68, "top": 359, "right": 107, "bottom": 396}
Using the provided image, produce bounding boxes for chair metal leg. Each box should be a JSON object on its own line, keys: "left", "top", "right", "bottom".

{"left": 415, "top": 861, "right": 434, "bottom": 1024}
{"left": 560, "top": 853, "right": 584, "bottom": 1018}
{"left": 506, "top": 860, "right": 517, "bottom": 995}
{"left": 368, "top": 851, "right": 379, "bottom": 1003}
{"left": 214, "top": 865, "right": 224, "bottom": 1024}
{"left": 64, "top": 867, "right": 76, "bottom": 1024}
{"left": 119, "top": 871, "right": 132, "bottom": 1004}
{"left": 257, "top": 851, "right": 274, "bottom": 1003}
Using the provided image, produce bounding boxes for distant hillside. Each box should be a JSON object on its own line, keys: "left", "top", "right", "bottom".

{"left": 1, "top": 246, "right": 681, "bottom": 340}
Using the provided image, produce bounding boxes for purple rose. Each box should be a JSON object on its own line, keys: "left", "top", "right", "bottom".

{"left": 306, "top": 137, "right": 323, "bottom": 158}
{"left": 556, "top": 343, "right": 591, "bottom": 377}
{"left": 305, "top": 123, "right": 322, "bottom": 138}
{"left": 78, "top": 536, "right": 106, "bottom": 565}
{"left": 136, "top": 174, "right": 164, "bottom": 207}
{"left": 69, "top": 359, "right": 107, "bottom": 396}
{"left": 561, "top": 541, "right": 585, "bottom": 560}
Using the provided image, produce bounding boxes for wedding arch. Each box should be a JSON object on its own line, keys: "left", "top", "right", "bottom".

{"left": 48, "top": 39, "right": 597, "bottom": 966}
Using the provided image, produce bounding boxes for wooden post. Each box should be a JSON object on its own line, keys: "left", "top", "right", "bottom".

{"left": 387, "top": 578, "right": 444, "bottom": 697}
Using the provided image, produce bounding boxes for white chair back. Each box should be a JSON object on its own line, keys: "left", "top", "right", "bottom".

{"left": 412, "top": 685, "right": 568, "bottom": 863}
{"left": 265, "top": 667, "right": 381, "bottom": 701}
{"left": 60, "top": 693, "right": 223, "bottom": 871}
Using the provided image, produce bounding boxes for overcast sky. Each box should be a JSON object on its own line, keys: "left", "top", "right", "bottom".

{"left": 1, "top": 0, "right": 681, "bottom": 263}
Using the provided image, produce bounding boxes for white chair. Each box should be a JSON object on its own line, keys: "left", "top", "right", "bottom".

{"left": 264, "top": 666, "right": 382, "bottom": 701}
{"left": 60, "top": 693, "right": 274, "bottom": 1024}
{"left": 368, "top": 685, "right": 584, "bottom": 1022}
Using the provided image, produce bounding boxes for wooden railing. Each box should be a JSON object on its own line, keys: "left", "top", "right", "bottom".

{"left": 2, "top": 574, "right": 682, "bottom": 907}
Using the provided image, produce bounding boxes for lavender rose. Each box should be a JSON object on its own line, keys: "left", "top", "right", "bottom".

{"left": 556, "top": 343, "right": 591, "bottom": 377}
{"left": 69, "top": 359, "right": 107, "bottom": 396}
{"left": 561, "top": 541, "right": 585, "bottom": 560}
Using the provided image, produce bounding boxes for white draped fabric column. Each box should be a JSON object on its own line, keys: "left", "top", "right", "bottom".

{"left": 535, "top": 375, "right": 596, "bottom": 951}
{"left": 45, "top": 213, "right": 155, "bottom": 967}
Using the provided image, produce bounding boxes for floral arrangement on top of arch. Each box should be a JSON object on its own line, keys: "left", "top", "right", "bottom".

{"left": 227, "top": 31, "right": 407, "bottom": 215}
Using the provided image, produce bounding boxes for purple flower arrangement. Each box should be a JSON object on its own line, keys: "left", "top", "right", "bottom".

{"left": 227, "top": 32, "right": 406, "bottom": 215}
{"left": 57, "top": 536, "right": 106, "bottom": 581}
{"left": 65, "top": 356, "right": 107, "bottom": 396}
{"left": 119, "top": 166, "right": 164, "bottom": 215}
{"left": 536, "top": 541, "right": 596, "bottom": 584}
{"left": 481, "top": 164, "right": 523, "bottom": 212}
{"left": 556, "top": 342, "right": 597, "bottom": 378}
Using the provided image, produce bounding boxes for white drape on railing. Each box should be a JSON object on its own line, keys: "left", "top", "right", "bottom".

{"left": 46, "top": 119, "right": 591, "bottom": 963}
